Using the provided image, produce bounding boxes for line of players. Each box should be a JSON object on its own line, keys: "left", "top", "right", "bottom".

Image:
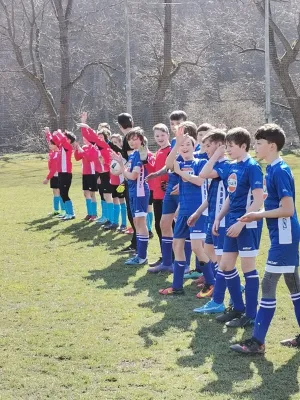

{"left": 43, "top": 110, "right": 300, "bottom": 355}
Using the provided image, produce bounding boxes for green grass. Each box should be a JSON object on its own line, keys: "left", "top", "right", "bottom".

{"left": 0, "top": 153, "right": 300, "bottom": 400}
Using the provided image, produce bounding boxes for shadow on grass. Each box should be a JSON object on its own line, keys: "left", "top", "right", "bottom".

{"left": 25, "top": 216, "right": 61, "bottom": 231}
{"left": 176, "top": 317, "right": 300, "bottom": 400}
{"left": 83, "top": 259, "right": 143, "bottom": 290}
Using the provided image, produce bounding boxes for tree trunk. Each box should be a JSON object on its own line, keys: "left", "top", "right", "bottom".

{"left": 53, "top": 0, "right": 73, "bottom": 130}
{"left": 152, "top": 0, "right": 172, "bottom": 125}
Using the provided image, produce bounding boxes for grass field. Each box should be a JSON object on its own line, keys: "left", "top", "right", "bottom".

{"left": 0, "top": 153, "right": 300, "bottom": 400}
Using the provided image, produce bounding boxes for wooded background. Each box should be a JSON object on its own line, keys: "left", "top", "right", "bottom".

{"left": 0, "top": 0, "right": 299, "bottom": 151}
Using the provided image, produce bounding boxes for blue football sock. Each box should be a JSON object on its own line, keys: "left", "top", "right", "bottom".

{"left": 291, "top": 292, "right": 300, "bottom": 326}
{"left": 59, "top": 197, "right": 65, "bottom": 211}
{"left": 65, "top": 200, "right": 74, "bottom": 216}
{"left": 173, "top": 260, "right": 187, "bottom": 290}
{"left": 147, "top": 212, "right": 153, "bottom": 232}
{"left": 253, "top": 298, "right": 276, "bottom": 344}
{"left": 138, "top": 234, "right": 149, "bottom": 259}
{"left": 106, "top": 202, "right": 114, "bottom": 223}
{"left": 161, "top": 236, "right": 173, "bottom": 267}
{"left": 101, "top": 200, "right": 107, "bottom": 219}
{"left": 53, "top": 196, "right": 60, "bottom": 211}
{"left": 195, "top": 257, "right": 203, "bottom": 272}
{"left": 120, "top": 203, "right": 127, "bottom": 226}
{"left": 201, "top": 261, "right": 215, "bottom": 286}
{"left": 185, "top": 239, "right": 192, "bottom": 267}
{"left": 136, "top": 235, "right": 140, "bottom": 257}
{"left": 213, "top": 269, "right": 226, "bottom": 304}
{"left": 224, "top": 268, "right": 244, "bottom": 312}
{"left": 91, "top": 201, "right": 97, "bottom": 216}
{"left": 211, "top": 261, "right": 218, "bottom": 277}
{"left": 113, "top": 204, "right": 121, "bottom": 225}
{"left": 244, "top": 269, "right": 259, "bottom": 319}
{"left": 86, "top": 199, "right": 92, "bottom": 215}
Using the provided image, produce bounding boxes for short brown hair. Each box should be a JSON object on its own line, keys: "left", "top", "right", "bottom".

{"left": 110, "top": 133, "right": 123, "bottom": 143}
{"left": 255, "top": 123, "right": 285, "bottom": 151}
{"left": 97, "top": 127, "right": 111, "bottom": 142}
{"left": 98, "top": 122, "right": 111, "bottom": 131}
{"left": 126, "top": 127, "right": 146, "bottom": 145}
{"left": 180, "top": 121, "right": 197, "bottom": 140}
{"left": 226, "top": 127, "right": 251, "bottom": 152}
{"left": 202, "top": 128, "right": 226, "bottom": 144}
{"left": 153, "top": 123, "right": 169, "bottom": 135}
{"left": 197, "top": 123, "right": 214, "bottom": 133}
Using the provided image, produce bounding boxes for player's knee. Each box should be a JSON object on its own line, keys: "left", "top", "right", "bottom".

{"left": 284, "top": 272, "right": 300, "bottom": 295}
{"left": 261, "top": 272, "right": 280, "bottom": 298}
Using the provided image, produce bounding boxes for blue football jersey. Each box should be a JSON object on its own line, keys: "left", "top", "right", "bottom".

{"left": 265, "top": 158, "right": 299, "bottom": 243}
{"left": 127, "top": 150, "right": 149, "bottom": 197}
{"left": 207, "top": 158, "right": 231, "bottom": 224}
{"left": 178, "top": 158, "right": 208, "bottom": 216}
{"left": 227, "top": 155, "right": 263, "bottom": 218}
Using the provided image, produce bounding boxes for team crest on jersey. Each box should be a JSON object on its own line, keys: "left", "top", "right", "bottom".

{"left": 228, "top": 173, "right": 237, "bottom": 193}
{"left": 181, "top": 166, "right": 194, "bottom": 182}
{"left": 263, "top": 177, "right": 268, "bottom": 200}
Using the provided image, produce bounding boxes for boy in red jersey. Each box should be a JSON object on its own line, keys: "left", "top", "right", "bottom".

{"left": 43, "top": 129, "right": 65, "bottom": 216}
{"left": 51, "top": 130, "right": 77, "bottom": 220}
{"left": 146, "top": 123, "right": 171, "bottom": 270}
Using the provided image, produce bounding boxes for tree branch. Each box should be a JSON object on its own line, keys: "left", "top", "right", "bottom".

{"left": 69, "top": 61, "right": 120, "bottom": 87}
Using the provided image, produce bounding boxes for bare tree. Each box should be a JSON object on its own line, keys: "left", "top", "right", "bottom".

{"left": 0, "top": 0, "right": 117, "bottom": 131}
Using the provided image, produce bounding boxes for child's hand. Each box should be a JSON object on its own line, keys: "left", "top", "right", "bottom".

{"left": 43, "top": 127, "right": 50, "bottom": 133}
{"left": 81, "top": 112, "right": 87, "bottom": 123}
{"left": 42, "top": 179, "right": 48, "bottom": 184}
{"left": 238, "top": 212, "right": 262, "bottom": 223}
{"left": 175, "top": 133, "right": 188, "bottom": 147}
{"left": 214, "top": 144, "right": 226, "bottom": 159}
{"left": 170, "top": 184, "right": 179, "bottom": 195}
{"left": 145, "top": 172, "right": 157, "bottom": 182}
{"left": 187, "top": 211, "right": 200, "bottom": 227}
{"left": 110, "top": 151, "right": 123, "bottom": 165}
{"left": 226, "top": 221, "right": 245, "bottom": 238}
{"left": 97, "top": 176, "right": 101, "bottom": 185}
{"left": 212, "top": 219, "right": 220, "bottom": 236}
{"left": 175, "top": 124, "right": 184, "bottom": 137}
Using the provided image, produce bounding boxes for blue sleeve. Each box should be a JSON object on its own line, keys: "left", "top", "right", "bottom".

{"left": 274, "top": 167, "right": 294, "bottom": 199}
{"left": 171, "top": 138, "right": 176, "bottom": 149}
{"left": 214, "top": 161, "right": 230, "bottom": 181}
{"left": 195, "top": 159, "right": 207, "bottom": 175}
{"left": 248, "top": 163, "right": 263, "bottom": 191}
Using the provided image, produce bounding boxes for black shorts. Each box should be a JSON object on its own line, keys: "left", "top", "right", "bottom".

{"left": 111, "top": 184, "right": 125, "bottom": 199}
{"left": 50, "top": 176, "right": 59, "bottom": 189}
{"left": 148, "top": 190, "right": 153, "bottom": 205}
{"left": 99, "top": 171, "right": 112, "bottom": 194}
{"left": 82, "top": 174, "right": 98, "bottom": 192}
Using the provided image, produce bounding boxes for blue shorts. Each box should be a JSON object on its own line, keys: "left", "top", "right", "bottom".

{"left": 205, "top": 223, "right": 226, "bottom": 256}
{"left": 174, "top": 215, "right": 207, "bottom": 240}
{"left": 162, "top": 193, "right": 179, "bottom": 215}
{"left": 223, "top": 220, "right": 263, "bottom": 257}
{"left": 129, "top": 192, "right": 149, "bottom": 218}
{"left": 265, "top": 222, "right": 300, "bottom": 273}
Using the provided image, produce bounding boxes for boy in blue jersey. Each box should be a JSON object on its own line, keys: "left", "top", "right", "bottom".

{"left": 231, "top": 124, "right": 300, "bottom": 354}
{"left": 159, "top": 133, "right": 214, "bottom": 295}
{"left": 188, "top": 129, "right": 231, "bottom": 305}
{"left": 212, "top": 127, "right": 264, "bottom": 328}
{"left": 112, "top": 127, "right": 150, "bottom": 265}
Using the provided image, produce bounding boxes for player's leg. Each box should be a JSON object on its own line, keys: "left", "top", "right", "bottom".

{"left": 147, "top": 191, "right": 154, "bottom": 238}
{"left": 159, "top": 217, "right": 188, "bottom": 295}
{"left": 125, "top": 194, "right": 149, "bottom": 264}
{"left": 148, "top": 199, "right": 163, "bottom": 268}
{"left": 280, "top": 271, "right": 300, "bottom": 347}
